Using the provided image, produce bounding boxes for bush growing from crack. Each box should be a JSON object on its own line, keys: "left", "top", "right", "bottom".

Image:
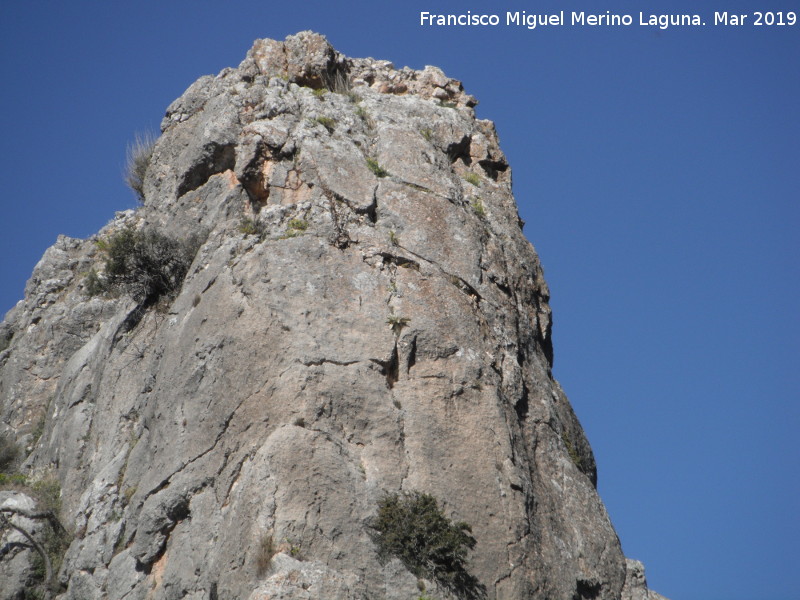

{"left": 370, "top": 491, "right": 485, "bottom": 599}
{"left": 386, "top": 314, "right": 410, "bottom": 335}
{"left": 31, "top": 417, "right": 46, "bottom": 445}
{"left": 0, "top": 473, "right": 27, "bottom": 486}
{"left": 88, "top": 226, "right": 204, "bottom": 306}
{"left": 314, "top": 116, "right": 337, "bottom": 133}
{"left": 366, "top": 158, "right": 389, "bottom": 178}
{"left": 84, "top": 268, "right": 105, "bottom": 297}
{"left": 561, "top": 430, "right": 583, "bottom": 469}
{"left": 463, "top": 173, "right": 481, "bottom": 187}
{"left": 279, "top": 218, "right": 309, "bottom": 239}
{"left": 239, "top": 217, "right": 267, "bottom": 240}
{"left": 124, "top": 131, "right": 157, "bottom": 203}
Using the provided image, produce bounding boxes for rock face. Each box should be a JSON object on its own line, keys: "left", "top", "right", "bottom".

{"left": 0, "top": 32, "right": 666, "bottom": 600}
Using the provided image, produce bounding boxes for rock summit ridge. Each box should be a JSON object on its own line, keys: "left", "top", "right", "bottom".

{"left": 1, "top": 32, "right": 666, "bottom": 600}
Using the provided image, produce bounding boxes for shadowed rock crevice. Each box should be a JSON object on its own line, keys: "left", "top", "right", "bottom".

{"left": 515, "top": 382, "right": 530, "bottom": 421}
{"left": 237, "top": 145, "right": 271, "bottom": 209}
{"left": 177, "top": 142, "right": 236, "bottom": 197}
{"left": 446, "top": 136, "right": 472, "bottom": 166}
{"left": 380, "top": 252, "right": 420, "bottom": 271}
{"left": 371, "top": 344, "right": 400, "bottom": 389}
{"left": 406, "top": 335, "right": 417, "bottom": 373}
{"left": 575, "top": 579, "right": 602, "bottom": 600}
{"left": 478, "top": 158, "right": 508, "bottom": 181}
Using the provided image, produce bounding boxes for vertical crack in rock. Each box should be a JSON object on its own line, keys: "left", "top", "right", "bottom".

{"left": 515, "top": 381, "right": 530, "bottom": 422}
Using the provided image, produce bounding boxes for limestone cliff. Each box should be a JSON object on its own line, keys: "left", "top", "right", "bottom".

{"left": 0, "top": 32, "right": 666, "bottom": 600}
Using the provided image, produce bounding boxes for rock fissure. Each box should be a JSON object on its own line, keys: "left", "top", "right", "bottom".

{"left": 300, "top": 358, "right": 360, "bottom": 368}
{"left": 140, "top": 393, "right": 248, "bottom": 504}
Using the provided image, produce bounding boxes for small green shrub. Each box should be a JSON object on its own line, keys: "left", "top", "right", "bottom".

{"left": 89, "top": 226, "right": 204, "bottom": 305}
{"left": 238, "top": 218, "right": 258, "bottom": 235}
{"left": 470, "top": 198, "right": 486, "bottom": 218}
{"left": 314, "top": 116, "right": 336, "bottom": 132}
{"left": 367, "top": 158, "right": 389, "bottom": 178}
{"left": 420, "top": 128, "right": 433, "bottom": 142}
{"left": 0, "top": 472, "right": 28, "bottom": 486}
{"left": 287, "top": 540, "right": 303, "bottom": 559}
{"left": 388, "top": 230, "right": 398, "bottom": 246}
{"left": 124, "top": 131, "right": 157, "bottom": 203}
{"left": 21, "top": 589, "right": 44, "bottom": 600}
{"left": 31, "top": 416, "right": 46, "bottom": 444}
{"left": 279, "top": 218, "right": 309, "bottom": 239}
{"left": 370, "top": 491, "right": 484, "bottom": 599}
{"left": 84, "top": 268, "right": 105, "bottom": 297}
{"left": 239, "top": 217, "right": 267, "bottom": 239}
{"left": 312, "top": 87, "right": 327, "bottom": 98}
{"left": 31, "top": 478, "right": 62, "bottom": 515}
{"left": 561, "top": 430, "right": 582, "bottom": 468}
{"left": 386, "top": 314, "right": 410, "bottom": 334}
{"left": 463, "top": 173, "right": 481, "bottom": 187}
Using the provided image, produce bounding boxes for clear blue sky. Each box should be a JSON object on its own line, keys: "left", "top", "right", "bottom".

{"left": 1, "top": 2, "right": 798, "bottom": 598}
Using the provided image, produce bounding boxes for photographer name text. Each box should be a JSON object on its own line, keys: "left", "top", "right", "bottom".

{"left": 419, "top": 10, "right": 798, "bottom": 30}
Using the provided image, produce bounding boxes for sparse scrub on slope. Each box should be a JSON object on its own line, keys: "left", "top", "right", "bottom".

{"left": 370, "top": 491, "right": 485, "bottom": 599}
{"left": 89, "top": 226, "right": 204, "bottom": 305}
{"left": 124, "top": 131, "right": 157, "bottom": 203}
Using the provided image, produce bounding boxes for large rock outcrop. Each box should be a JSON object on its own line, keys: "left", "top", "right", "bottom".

{"left": 0, "top": 32, "right": 665, "bottom": 600}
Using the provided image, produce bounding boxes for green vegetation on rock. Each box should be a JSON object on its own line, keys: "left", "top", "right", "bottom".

{"left": 370, "top": 491, "right": 484, "bottom": 599}
{"left": 88, "top": 226, "right": 204, "bottom": 305}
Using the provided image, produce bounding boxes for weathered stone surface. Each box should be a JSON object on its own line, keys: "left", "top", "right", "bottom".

{"left": 0, "top": 32, "right": 667, "bottom": 600}
{"left": 622, "top": 559, "right": 669, "bottom": 600}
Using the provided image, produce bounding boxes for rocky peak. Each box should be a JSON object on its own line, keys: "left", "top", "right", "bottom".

{"left": 0, "top": 32, "right": 665, "bottom": 600}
